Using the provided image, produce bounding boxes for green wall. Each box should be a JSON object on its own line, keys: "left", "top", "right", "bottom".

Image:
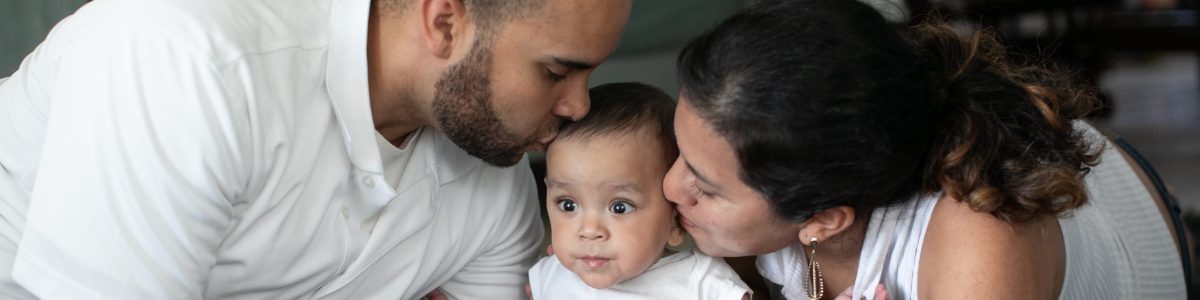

{"left": 1, "top": 0, "right": 742, "bottom": 92}
{"left": 1, "top": 0, "right": 87, "bottom": 76}
{"left": 587, "top": 0, "right": 744, "bottom": 96}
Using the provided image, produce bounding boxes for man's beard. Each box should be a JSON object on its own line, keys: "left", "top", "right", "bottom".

{"left": 432, "top": 41, "right": 550, "bottom": 167}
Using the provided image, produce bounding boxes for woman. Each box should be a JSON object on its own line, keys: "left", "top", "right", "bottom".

{"left": 663, "top": 0, "right": 1187, "bottom": 299}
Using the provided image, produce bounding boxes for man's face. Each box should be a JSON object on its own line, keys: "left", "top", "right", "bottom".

{"left": 432, "top": 0, "right": 631, "bottom": 167}
{"left": 432, "top": 41, "right": 531, "bottom": 166}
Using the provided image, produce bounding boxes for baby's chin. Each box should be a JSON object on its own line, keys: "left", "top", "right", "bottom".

{"left": 554, "top": 249, "right": 662, "bottom": 289}
{"left": 577, "top": 272, "right": 625, "bottom": 289}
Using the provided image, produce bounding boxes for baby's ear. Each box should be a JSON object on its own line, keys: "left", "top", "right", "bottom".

{"left": 667, "top": 226, "right": 685, "bottom": 247}
{"left": 667, "top": 212, "right": 686, "bottom": 247}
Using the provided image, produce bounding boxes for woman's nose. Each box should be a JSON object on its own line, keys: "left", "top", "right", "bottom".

{"left": 664, "top": 157, "right": 697, "bottom": 207}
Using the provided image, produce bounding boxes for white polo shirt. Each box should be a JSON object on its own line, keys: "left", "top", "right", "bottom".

{"left": 0, "top": 0, "right": 543, "bottom": 298}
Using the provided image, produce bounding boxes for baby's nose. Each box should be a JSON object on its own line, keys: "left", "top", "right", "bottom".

{"left": 578, "top": 221, "right": 608, "bottom": 241}
{"left": 579, "top": 230, "right": 606, "bottom": 240}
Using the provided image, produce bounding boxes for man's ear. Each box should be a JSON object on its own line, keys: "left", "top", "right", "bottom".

{"left": 796, "top": 206, "right": 856, "bottom": 244}
{"left": 419, "top": 0, "right": 470, "bottom": 59}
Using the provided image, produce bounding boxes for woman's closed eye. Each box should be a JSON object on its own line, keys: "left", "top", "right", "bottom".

{"left": 690, "top": 181, "right": 714, "bottom": 199}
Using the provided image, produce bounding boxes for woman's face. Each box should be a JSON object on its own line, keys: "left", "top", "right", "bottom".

{"left": 664, "top": 99, "right": 803, "bottom": 257}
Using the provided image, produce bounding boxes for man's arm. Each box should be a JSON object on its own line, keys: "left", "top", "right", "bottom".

{"left": 438, "top": 163, "right": 544, "bottom": 299}
{"left": 12, "top": 13, "right": 247, "bottom": 298}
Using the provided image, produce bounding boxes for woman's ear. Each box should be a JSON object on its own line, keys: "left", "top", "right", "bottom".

{"left": 796, "top": 206, "right": 857, "bottom": 244}
{"left": 419, "top": 0, "right": 471, "bottom": 59}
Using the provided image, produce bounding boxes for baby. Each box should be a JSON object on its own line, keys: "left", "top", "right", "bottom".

{"left": 529, "top": 82, "right": 750, "bottom": 299}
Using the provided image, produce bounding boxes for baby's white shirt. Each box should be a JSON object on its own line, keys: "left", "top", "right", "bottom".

{"left": 528, "top": 250, "right": 750, "bottom": 300}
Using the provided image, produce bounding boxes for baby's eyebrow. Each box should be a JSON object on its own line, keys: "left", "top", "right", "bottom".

{"left": 545, "top": 178, "right": 571, "bottom": 190}
{"left": 603, "top": 182, "right": 641, "bottom": 194}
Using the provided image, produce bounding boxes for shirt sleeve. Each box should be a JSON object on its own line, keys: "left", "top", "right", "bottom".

{"left": 11, "top": 14, "right": 247, "bottom": 299}
{"left": 439, "top": 162, "right": 545, "bottom": 299}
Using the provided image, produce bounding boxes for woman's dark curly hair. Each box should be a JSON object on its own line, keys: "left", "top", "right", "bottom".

{"left": 676, "top": 0, "right": 1101, "bottom": 223}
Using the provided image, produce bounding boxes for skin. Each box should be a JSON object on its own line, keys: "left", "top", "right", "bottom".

{"left": 663, "top": 99, "right": 803, "bottom": 258}
{"left": 664, "top": 97, "right": 1075, "bottom": 299}
{"left": 544, "top": 130, "right": 685, "bottom": 289}
{"left": 365, "top": 0, "right": 631, "bottom": 159}
{"left": 664, "top": 99, "right": 864, "bottom": 298}
{"left": 367, "top": 0, "right": 630, "bottom": 297}
{"left": 919, "top": 197, "right": 1065, "bottom": 299}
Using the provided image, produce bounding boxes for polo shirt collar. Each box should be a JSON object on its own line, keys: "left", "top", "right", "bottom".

{"left": 324, "top": 0, "right": 490, "bottom": 185}
{"left": 325, "top": 0, "right": 382, "bottom": 174}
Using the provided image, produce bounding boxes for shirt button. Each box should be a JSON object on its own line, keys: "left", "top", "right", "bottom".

{"left": 341, "top": 206, "right": 350, "bottom": 219}
{"left": 362, "top": 176, "right": 375, "bottom": 188}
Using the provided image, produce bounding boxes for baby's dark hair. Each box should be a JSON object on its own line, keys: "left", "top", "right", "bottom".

{"left": 558, "top": 82, "right": 678, "bottom": 168}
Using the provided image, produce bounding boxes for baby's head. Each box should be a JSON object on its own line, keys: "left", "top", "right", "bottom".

{"left": 544, "top": 82, "right": 683, "bottom": 289}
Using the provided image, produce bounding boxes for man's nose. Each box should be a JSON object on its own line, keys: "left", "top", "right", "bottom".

{"left": 553, "top": 82, "right": 590, "bottom": 121}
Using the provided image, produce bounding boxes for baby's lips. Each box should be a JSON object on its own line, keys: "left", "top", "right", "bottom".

{"left": 582, "top": 256, "right": 609, "bottom": 269}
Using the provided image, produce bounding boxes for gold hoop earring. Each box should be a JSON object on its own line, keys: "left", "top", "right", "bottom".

{"left": 805, "top": 237, "right": 825, "bottom": 300}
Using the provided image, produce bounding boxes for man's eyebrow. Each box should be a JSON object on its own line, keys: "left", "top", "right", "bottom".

{"left": 553, "top": 57, "right": 595, "bottom": 70}
{"left": 685, "top": 160, "right": 717, "bottom": 189}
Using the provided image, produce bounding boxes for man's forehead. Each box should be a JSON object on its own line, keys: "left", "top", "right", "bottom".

{"left": 524, "top": 0, "right": 630, "bottom": 39}
{"left": 511, "top": 1, "right": 629, "bottom": 61}
{"left": 537, "top": 0, "right": 631, "bottom": 21}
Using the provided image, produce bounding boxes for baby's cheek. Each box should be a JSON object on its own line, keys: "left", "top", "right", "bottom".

{"left": 552, "top": 250, "right": 572, "bottom": 270}
{"left": 615, "top": 246, "right": 662, "bottom": 280}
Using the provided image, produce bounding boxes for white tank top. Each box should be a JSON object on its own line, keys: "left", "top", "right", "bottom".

{"left": 757, "top": 125, "right": 1185, "bottom": 299}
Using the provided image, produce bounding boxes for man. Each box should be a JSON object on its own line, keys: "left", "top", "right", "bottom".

{"left": 0, "top": 0, "right": 630, "bottom": 298}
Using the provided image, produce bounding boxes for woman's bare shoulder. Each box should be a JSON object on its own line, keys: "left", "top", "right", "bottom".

{"left": 917, "top": 194, "right": 1065, "bottom": 299}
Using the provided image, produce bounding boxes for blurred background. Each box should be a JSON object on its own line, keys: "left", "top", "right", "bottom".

{"left": 3, "top": 0, "right": 1198, "bottom": 291}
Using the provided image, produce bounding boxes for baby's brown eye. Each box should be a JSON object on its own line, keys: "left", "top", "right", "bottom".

{"left": 557, "top": 199, "right": 577, "bottom": 212}
{"left": 609, "top": 200, "right": 635, "bottom": 215}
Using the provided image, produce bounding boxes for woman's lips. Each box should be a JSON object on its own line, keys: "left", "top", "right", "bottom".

{"left": 582, "top": 256, "right": 609, "bottom": 269}
{"left": 678, "top": 213, "right": 698, "bottom": 229}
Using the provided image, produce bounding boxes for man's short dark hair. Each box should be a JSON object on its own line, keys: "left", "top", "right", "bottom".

{"left": 462, "top": 0, "right": 547, "bottom": 30}
{"left": 380, "top": 0, "right": 547, "bottom": 36}
{"left": 558, "top": 82, "right": 679, "bottom": 168}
